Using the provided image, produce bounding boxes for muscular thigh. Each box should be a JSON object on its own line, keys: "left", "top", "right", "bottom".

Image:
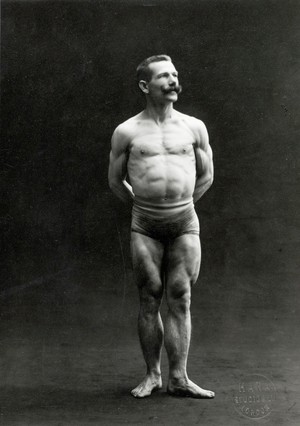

{"left": 166, "top": 234, "right": 201, "bottom": 291}
{"left": 131, "top": 232, "right": 164, "bottom": 296}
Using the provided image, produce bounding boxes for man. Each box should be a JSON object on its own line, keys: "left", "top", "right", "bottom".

{"left": 108, "top": 55, "right": 214, "bottom": 399}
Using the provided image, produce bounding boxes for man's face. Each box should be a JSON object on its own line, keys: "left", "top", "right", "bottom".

{"left": 146, "top": 61, "right": 182, "bottom": 103}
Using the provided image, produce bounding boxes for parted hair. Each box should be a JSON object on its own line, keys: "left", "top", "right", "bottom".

{"left": 136, "top": 55, "right": 172, "bottom": 83}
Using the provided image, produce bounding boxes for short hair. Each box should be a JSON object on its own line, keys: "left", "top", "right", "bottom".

{"left": 136, "top": 54, "right": 172, "bottom": 83}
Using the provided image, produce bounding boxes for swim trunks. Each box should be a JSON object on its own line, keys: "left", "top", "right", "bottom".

{"left": 131, "top": 201, "right": 199, "bottom": 242}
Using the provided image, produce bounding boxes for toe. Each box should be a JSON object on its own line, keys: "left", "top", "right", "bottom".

{"left": 202, "top": 389, "right": 215, "bottom": 398}
{"left": 131, "top": 387, "right": 140, "bottom": 397}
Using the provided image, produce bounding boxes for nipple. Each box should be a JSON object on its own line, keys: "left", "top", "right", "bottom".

{"left": 141, "top": 150, "right": 145, "bottom": 154}
{"left": 183, "top": 148, "right": 186, "bottom": 153}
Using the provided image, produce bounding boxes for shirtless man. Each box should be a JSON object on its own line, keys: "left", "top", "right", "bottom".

{"left": 108, "top": 55, "right": 214, "bottom": 399}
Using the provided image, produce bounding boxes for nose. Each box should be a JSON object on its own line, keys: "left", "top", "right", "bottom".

{"left": 168, "top": 74, "right": 177, "bottom": 85}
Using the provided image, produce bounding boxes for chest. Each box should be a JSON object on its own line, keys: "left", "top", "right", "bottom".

{"left": 129, "top": 123, "right": 196, "bottom": 157}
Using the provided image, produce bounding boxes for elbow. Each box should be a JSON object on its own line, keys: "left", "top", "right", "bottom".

{"left": 207, "top": 166, "right": 214, "bottom": 186}
{"left": 108, "top": 177, "right": 114, "bottom": 190}
{"left": 203, "top": 172, "right": 213, "bottom": 188}
{"left": 108, "top": 178, "right": 118, "bottom": 193}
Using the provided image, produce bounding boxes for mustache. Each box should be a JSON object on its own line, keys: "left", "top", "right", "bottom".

{"left": 161, "top": 84, "right": 182, "bottom": 94}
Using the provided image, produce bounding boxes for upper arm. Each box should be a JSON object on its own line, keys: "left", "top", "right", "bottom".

{"left": 108, "top": 124, "right": 131, "bottom": 184}
{"left": 193, "top": 118, "right": 214, "bottom": 178}
{"left": 195, "top": 119, "right": 212, "bottom": 156}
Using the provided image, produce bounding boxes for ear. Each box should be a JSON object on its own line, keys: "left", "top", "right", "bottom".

{"left": 138, "top": 80, "right": 149, "bottom": 94}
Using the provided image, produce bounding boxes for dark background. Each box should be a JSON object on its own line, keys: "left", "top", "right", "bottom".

{"left": 1, "top": 0, "right": 300, "bottom": 425}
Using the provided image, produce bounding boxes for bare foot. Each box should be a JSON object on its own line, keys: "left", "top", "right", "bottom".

{"left": 167, "top": 377, "right": 215, "bottom": 399}
{"left": 131, "top": 374, "right": 163, "bottom": 398}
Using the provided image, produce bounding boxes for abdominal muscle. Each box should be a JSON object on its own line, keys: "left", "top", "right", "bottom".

{"left": 128, "top": 155, "right": 196, "bottom": 216}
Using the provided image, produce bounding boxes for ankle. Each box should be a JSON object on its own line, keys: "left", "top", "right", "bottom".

{"left": 169, "top": 371, "right": 188, "bottom": 382}
{"left": 148, "top": 368, "right": 161, "bottom": 377}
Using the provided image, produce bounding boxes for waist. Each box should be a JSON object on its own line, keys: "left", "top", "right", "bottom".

{"left": 133, "top": 196, "right": 194, "bottom": 219}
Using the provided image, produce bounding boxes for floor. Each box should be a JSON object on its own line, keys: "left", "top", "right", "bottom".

{"left": 0, "top": 253, "right": 299, "bottom": 426}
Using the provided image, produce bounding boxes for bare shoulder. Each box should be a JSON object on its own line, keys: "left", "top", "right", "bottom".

{"left": 176, "top": 111, "right": 209, "bottom": 147}
{"left": 113, "top": 115, "right": 137, "bottom": 139}
{"left": 111, "top": 113, "right": 143, "bottom": 149}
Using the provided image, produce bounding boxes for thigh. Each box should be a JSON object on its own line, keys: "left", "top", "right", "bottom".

{"left": 131, "top": 232, "right": 165, "bottom": 296}
{"left": 165, "top": 234, "right": 201, "bottom": 292}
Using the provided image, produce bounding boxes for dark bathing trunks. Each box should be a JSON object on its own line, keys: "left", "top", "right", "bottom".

{"left": 131, "top": 201, "right": 199, "bottom": 242}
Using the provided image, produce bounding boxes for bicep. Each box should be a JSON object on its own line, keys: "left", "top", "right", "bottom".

{"left": 194, "top": 120, "right": 213, "bottom": 175}
{"left": 108, "top": 127, "right": 129, "bottom": 182}
{"left": 109, "top": 150, "right": 128, "bottom": 181}
{"left": 197, "top": 120, "right": 210, "bottom": 151}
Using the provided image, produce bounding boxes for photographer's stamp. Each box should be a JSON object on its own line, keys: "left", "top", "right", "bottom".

{"left": 233, "top": 374, "right": 276, "bottom": 419}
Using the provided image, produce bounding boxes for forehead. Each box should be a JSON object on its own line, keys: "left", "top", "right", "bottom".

{"left": 148, "top": 61, "right": 177, "bottom": 77}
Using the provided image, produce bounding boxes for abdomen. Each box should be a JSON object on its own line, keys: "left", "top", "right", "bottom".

{"left": 128, "top": 155, "right": 196, "bottom": 203}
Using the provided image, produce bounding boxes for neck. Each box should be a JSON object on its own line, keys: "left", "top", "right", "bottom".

{"left": 144, "top": 100, "right": 174, "bottom": 124}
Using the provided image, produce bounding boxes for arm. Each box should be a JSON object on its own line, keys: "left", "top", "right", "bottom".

{"left": 193, "top": 120, "right": 214, "bottom": 203}
{"left": 108, "top": 125, "right": 134, "bottom": 203}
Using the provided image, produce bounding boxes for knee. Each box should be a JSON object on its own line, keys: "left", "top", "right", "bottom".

{"left": 166, "top": 281, "right": 191, "bottom": 315}
{"left": 139, "top": 281, "right": 163, "bottom": 316}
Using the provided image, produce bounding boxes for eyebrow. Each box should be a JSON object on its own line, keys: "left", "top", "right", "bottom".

{"left": 157, "top": 71, "right": 178, "bottom": 77}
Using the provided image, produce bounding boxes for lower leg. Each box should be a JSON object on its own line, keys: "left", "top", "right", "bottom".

{"left": 165, "top": 297, "right": 215, "bottom": 399}
{"left": 138, "top": 307, "right": 164, "bottom": 376}
{"left": 131, "top": 303, "right": 163, "bottom": 398}
{"left": 164, "top": 298, "right": 191, "bottom": 380}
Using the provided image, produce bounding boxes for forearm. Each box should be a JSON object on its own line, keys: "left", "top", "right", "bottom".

{"left": 193, "top": 173, "right": 213, "bottom": 203}
{"left": 109, "top": 179, "right": 135, "bottom": 203}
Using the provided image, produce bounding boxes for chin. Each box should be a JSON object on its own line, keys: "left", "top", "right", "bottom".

{"left": 166, "top": 93, "right": 178, "bottom": 102}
